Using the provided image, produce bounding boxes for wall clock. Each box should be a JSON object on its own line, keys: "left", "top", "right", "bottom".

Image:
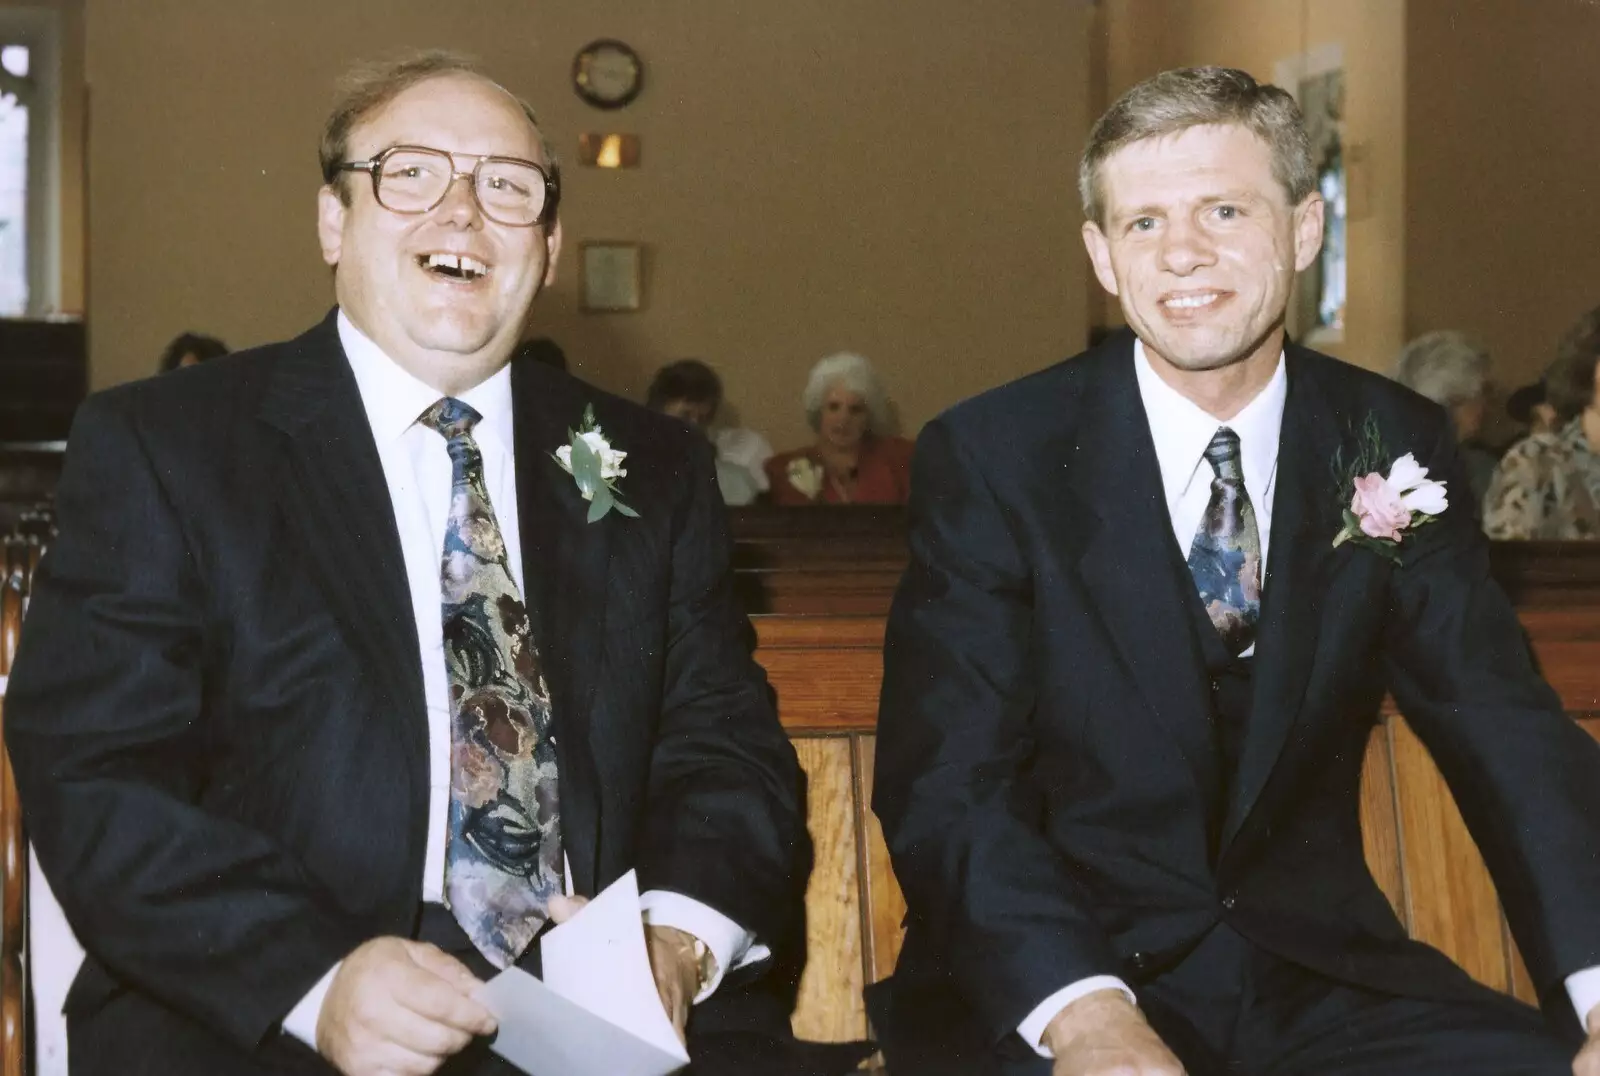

{"left": 572, "top": 39, "right": 643, "bottom": 110}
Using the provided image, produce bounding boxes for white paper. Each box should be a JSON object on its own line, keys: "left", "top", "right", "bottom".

{"left": 479, "top": 870, "right": 691, "bottom": 1076}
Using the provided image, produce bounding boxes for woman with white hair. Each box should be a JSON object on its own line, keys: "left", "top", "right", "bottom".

{"left": 765, "top": 352, "right": 913, "bottom": 504}
{"left": 1392, "top": 330, "right": 1500, "bottom": 507}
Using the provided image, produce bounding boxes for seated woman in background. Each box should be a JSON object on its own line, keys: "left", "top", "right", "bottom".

{"left": 1391, "top": 330, "right": 1499, "bottom": 507}
{"left": 1484, "top": 305, "right": 1600, "bottom": 539}
{"left": 158, "top": 331, "right": 229, "bottom": 373}
{"left": 766, "top": 352, "right": 912, "bottom": 505}
{"left": 645, "top": 359, "right": 772, "bottom": 506}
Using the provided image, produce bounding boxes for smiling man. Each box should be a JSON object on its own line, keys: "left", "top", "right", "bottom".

{"left": 3, "top": 53, "right": 869, "bottom": 1076}
{"left": 869, "top": 66, "right": 1600, "bottom": 1076}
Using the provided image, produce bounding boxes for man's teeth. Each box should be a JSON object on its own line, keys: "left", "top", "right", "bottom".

{"left": 422, "top": 253, "right": 490, "bottom": 278}
{"left": 1164, "top": 292, "right": 1220, "bottom": 309}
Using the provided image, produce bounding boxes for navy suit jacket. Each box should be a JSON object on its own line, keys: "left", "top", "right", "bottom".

{"left": 5, "top": 312, "right": 810, "bottom": 1073}
{"left": 872, "top": 331, "right": 1600, "bottom": 1063}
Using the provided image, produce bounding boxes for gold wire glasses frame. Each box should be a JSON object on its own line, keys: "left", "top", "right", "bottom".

{"left": 335, "top": 144, "right": 561, "bottom": 227}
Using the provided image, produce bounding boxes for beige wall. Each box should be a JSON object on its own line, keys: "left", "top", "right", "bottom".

{"left": 81, "top": 0, "right": 1093, "bottom": 448}
{"left": 1098, "top": 0, "right": 1407, "bottom": 373}
{"left": 1405, "top": 0, "right": 1600, "bottom": 395}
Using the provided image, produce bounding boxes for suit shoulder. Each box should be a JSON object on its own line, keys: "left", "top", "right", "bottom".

{"left": 72, "top": 341, "right": 285, "bottom": 443}
{"left": 516, "top": 363, "right": 705, "bottom": 478}
{"left": 1292, "top": 347, "right": 1448, "bottom": 434}
{"left": 929, "top": 338, "right": 1120, "bottom": 445}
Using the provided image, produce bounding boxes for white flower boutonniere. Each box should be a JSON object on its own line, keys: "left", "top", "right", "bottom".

{"left": 1331, "top": 418, "right": 1447, "bottom": 561}
{"left": 786, "top": 457, "right": 825, "bottom": 501}
{"left": 553, "top": 405, "right": 639, "bottom": 522}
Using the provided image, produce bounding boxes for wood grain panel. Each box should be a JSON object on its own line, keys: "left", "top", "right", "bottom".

{"left": 753, "top": 615, "right": 886, "bottom": 650}
{"left": 1504, "top": 913, "right": 1539, "bottom": 1006}
{"left": 790, "top": 736, "right": 867, "bottom": 1043}
{"left": 1389, "top": 720, "right": 1511, "bottom": 992}
{"left": 755, "top": 616, "right": 886, "bottom": 732}
{"left": 853, "top": 735, "right": 906, "bottom": 984}
{"left": 1357, "top": 720, "right": 1408, "bottom": 927}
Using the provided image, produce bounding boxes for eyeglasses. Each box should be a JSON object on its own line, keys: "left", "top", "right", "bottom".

{"left": 335, "top": 145, "right": 559, "bottom": 227}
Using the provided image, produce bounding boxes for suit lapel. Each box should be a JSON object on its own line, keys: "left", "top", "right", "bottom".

{"left": 1058, "top": 338, "right": 1220, "bottom": 800}
{"left": 257, "top": 313, "right": 429, "bottom": 818}
{"left": 511, "top": 362, "right": 610, "bottom": 896}
{"left": 1221, "top": 348, "right": 1344, "bottom": 850}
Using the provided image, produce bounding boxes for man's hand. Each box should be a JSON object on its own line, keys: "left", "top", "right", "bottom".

{"left": 1044, "top": 989, "right": 1185, "bottom": 1076}
{"left": 548, "top": 893, "right": 703, "bottom": 1045}
{"left": 645, "top": 925, "right": 706, "bottom": 1045}
{"left": 316, "top": 937, "right": 497, "bottom": 1076}
{"left": 1574, "top": 1006, "right": 1600, "bottom": 1076}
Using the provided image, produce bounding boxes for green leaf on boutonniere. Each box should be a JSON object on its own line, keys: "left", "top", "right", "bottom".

{"left": 554, "top": 404, "right": 638, "bottom": 523}
{"left": 569, "top": 430, "right": 605, "bottom": 501}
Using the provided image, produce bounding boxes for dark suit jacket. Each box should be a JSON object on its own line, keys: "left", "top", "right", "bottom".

{"left": 872, "top": 331, "right": 1600, "bottom": 1065}
{"left": 4, "top": 312, "right": 810, "bottom": 1073}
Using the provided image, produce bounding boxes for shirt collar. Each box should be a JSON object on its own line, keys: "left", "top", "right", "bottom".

{"left": 1132, "top": 337, "right": 1287, "bottom": 496}
{"left": 338, "top": 309, "right": 515, "bottom": 453}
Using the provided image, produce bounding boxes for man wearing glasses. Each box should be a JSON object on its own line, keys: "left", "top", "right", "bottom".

{"left": 6, "top": 53, "right": 854, "bottom": 1076}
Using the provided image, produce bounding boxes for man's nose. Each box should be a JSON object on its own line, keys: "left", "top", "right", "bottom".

{"left": 1158, "top": 219, "right": 1215, "bottom": 275}
{"left": 435, "top": 171, "right": 484, "bottom": 225}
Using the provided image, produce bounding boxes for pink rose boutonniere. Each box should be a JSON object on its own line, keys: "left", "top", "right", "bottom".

{"left": 1333, "top": 451, "right": 1449, "bottom": 560}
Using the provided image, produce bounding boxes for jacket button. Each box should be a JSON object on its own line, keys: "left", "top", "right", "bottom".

{"left": 1221, "top": 893, "right": 1238, "bottom": 911}
{"left": 1128, "top": 951, "right": 1151, "bottom": 972}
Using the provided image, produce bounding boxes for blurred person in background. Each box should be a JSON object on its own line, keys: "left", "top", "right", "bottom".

{"left": 1506, "top": 377, "right": 1560, "bottom": 438}
{"left": 1485, "top": 305, "right": 1600, "bottom": 539}
{"left": 646, "top": 359, "right": 772, "bottom": 506}
{"left": 765, "top": 351, "right": 912, "bottom": 505}
{"left": 158, "top": 331, "right": 229, "bottom": 373}
{"left": 1392, "top": 330, "right": 1498, "bottom": 507}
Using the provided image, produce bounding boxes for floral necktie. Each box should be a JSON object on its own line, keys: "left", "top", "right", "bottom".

{"left": 419, "top": 397, "right": 563, "bottom": 968}
{"left": 1186, "top": 427, "right": 1262, "bottom": 656}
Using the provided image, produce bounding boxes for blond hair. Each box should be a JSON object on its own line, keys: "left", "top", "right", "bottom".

{"left": 1080, "top": 66, "right": 1314, "bottom": 226}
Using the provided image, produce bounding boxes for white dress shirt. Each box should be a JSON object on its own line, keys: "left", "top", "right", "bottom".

{"left": 284, "top": 313, "right": 756, "bottom": 1044}
{"left": 1019, "top": 342, "right": 1600, "bottom": 1055}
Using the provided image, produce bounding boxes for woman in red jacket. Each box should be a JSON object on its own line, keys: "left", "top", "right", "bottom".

{"left": 765, "top": 352, "right": 913, "bottom": 505}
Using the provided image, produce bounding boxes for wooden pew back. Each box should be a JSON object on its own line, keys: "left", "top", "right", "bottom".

{"left": 733, "top": 511, "right": 1600, "bottom": 1041}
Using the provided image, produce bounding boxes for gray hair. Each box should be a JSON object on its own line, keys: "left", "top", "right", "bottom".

{"left": 1392, "top": 330, "right": 1491, "bottom": 408}
{"left": 1080, "top": 66, "right": 1315, "bottom": 226}
{"left": 802, "top": 352, "right": 892, "bottom": 434}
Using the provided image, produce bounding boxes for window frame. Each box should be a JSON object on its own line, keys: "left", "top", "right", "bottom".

{"left": 0, "top": 5, "right": 62, "bottom": 319}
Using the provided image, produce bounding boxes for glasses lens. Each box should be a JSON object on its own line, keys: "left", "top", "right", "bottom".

{"left": 374, "top": 148, "right": 452, "bottom": 212}
{"left": 476, "top": 159, "right": 547, "bottom": 225}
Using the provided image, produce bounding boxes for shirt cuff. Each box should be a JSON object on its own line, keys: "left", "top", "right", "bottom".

{"left": 1017, "top": 977, "right": 1138, "bottom": 1059}
{"left": 638, "top": 890, "right": 763, "bottom": 1003}
{"left": 282, "top": 962, "right": 341, "bottom": 1048}
{"left": 1566, "top": 965, "right": 1600, "bottom": 1030}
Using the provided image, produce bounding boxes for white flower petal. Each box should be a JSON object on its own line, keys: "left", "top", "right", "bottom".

{"left": 1385, "top": 453, "right": 1428, "bottom": 493}
{"left": 1401, "top": 479, "right": 1448, "bottom": 516}
{"left": 554, "top": 445, "right": 574, "bottom": 473}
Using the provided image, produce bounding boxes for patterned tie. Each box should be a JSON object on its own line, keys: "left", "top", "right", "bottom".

{"left": 1186, "top": 427, "right": 1262, "bottom": 656}
{"left": 419, "top": 397, "right": 563, "bottom": 968}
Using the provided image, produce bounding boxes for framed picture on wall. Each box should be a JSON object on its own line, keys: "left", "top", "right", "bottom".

{"left": 580, "top": 241, "right": 643, "bottom": 312}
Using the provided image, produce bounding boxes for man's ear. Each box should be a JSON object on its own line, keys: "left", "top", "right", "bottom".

{"left": 317, "top": 185, "right": 346, "bottom": 268}
{"left": 1081, "top": 220, "right": 1120, "bottom": 296}
{"left": 1291, "top": 193, "right": 1326, "bottom": 273}
{"left": 542, "top": 218, "right": 563, "bottom": 288}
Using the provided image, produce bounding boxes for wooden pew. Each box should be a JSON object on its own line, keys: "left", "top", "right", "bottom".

{"left": 1, "top": 535, "right": 32, "bottom": 1076}
{"left": 755, "top": 548, "right": 1600, "bottom": 1041}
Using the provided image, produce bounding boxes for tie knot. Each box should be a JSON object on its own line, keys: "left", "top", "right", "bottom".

{"left": 1204, "top": 427, "right": 1243, "bottom": 479}
{"left": 419, "top": 397, "right": 482, "bottom": 442}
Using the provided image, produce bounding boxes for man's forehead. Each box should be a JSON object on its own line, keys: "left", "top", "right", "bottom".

{"left": 1100, "top": 125, "right": 1278, "bottom": 205}
{"left": 350, "top": 73, "right": 544, "bottom": 159}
